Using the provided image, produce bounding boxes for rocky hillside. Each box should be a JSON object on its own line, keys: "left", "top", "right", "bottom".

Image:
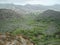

{"left": 0, "top": 33, "right": 34, "bottom": 45}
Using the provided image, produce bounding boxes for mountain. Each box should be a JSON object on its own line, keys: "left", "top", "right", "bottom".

{"left": 38, "top": 10, "right": 60, "bottom": 19}
{"left": 0, "top": 4, "right": 47, "bottom": 11}
{"left": 0, "top": 7, "right": 60, "bottom": 45}
{"left": 48, "top": 4, "right": 60, "bottom": 11}
{"left": 0, "top": 4, "right": 15, "bottom": 9}
{"left": 0, "top": 4, "right": 60, "bottom": 12}
{"left": 23, "top": 4, "right": 60, "bottom": 11}
{"left": 22, "top": 4, "right": 48, "bottom": 11}
{"left": 0, "top": 4, "right": 26, "bottom": 14}
{"left": 36, "top": 10, "right": 60, "bottom": 35}
{"left": 36, "top": 10, "right": 60, "bottom": 20}
{"left": 0, "top": 9, "right": 23, "bottom": 33}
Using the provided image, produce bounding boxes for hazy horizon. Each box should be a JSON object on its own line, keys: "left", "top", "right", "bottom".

{"left": 0, "top": 0, "right": 60, "bottom": 6}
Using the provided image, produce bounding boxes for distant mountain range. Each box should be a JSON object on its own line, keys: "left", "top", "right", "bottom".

{"left": 0, "top": 4, "right": 60, "bottom": 12}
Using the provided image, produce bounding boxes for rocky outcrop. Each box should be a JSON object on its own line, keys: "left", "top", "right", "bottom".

{"left": 0, "top": 33, "right": 34, "bottom": 45}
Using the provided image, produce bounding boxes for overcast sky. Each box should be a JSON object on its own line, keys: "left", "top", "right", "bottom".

{"left": 0, "top": 0, "right": 60, "bottom": 5}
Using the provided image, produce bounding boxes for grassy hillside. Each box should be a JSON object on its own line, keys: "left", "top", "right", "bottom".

{"left": 12, "top": 10, "right": 60, "bottom": 45}
{"left": 0, "top": 9, "right": 60, "bottom": 45}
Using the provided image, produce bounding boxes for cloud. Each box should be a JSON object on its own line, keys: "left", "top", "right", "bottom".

{"left": 0, "top": 0, "right": 60, "bottom": 5}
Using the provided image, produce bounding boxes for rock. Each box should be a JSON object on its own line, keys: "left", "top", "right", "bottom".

{"left": 0, "top": 33, "right": 34, "bottom": 45}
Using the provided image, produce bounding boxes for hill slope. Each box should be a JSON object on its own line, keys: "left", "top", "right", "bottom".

{"left": 0, "top": 9, "right": 23, "bottom": 33}
{"left": 0, "top": 9, "right": 60, "bottom": 45}
{"left": 36, "top": 10, "right": 60, "bottom": 35}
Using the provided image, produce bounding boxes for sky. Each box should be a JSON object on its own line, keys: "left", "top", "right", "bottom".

{"left": 0, "top": 0, "right": 60, "bottom": 5}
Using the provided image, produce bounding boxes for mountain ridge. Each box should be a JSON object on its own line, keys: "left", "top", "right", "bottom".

{"left": 0, "top": 3, "right": 60, "bottom": 12}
